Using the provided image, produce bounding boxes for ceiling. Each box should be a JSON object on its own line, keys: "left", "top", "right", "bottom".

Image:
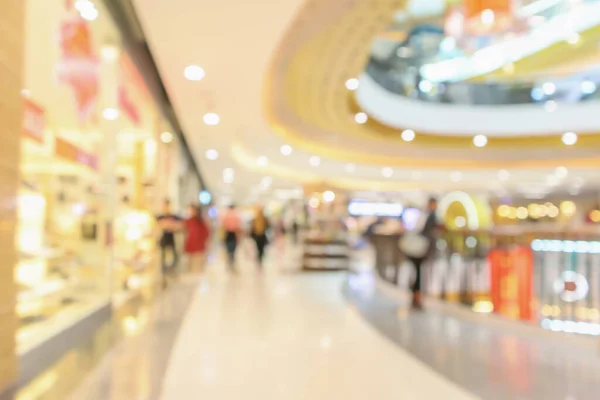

{"left": 131, "top": 0, "right": 600, "bottom": 204}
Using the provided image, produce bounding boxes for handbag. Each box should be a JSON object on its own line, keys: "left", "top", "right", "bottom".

{"left": 399, "top": 232, "right": 430, "bottom": 259}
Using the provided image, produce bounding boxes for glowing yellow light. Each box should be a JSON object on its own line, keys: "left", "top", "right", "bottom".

{"left": 508, "top": 207, "right": 517, "bottom": 220}
{"left": 502, "top": 62, "right": 515, "bottom": 74}
{"left": 590, "top": 210, "right": 600, "bottom": 223}
{"left": 541, "top": 305, "right": 553, "bottom": 317}
{"left": 123, "top": 316, "right": 140, "bottom": 336}
{"left": 309, "top": 197, "right": 320, "bottom": 208}
{"left": 472, "top": 300, "right": 494, "bottom": 313}
{"left": 560, "top": 201, "right": 576, "bottom": 217}
{"left": 528, "top": 203, "right": 542, "bottom": 219}
{"left": 576, "top": 307, "right": 588, "bottom": 320}
{"left": 547, "top": 205, "right": 559, "bottom": 218}
{"left": 497, "top": 205, "right": 510, "bottom": 218}
{"left": 538, "top": 205, "right": 548, "bottom": 217}
{"left": 552, "top": 305, "right": 561, "bottom": 317}
{"left": 516, "top": 207, "right": 528, "bottom": 220}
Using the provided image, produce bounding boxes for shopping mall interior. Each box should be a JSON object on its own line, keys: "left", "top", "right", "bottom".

{"left": 1, "top": 0, "right": 600, "bottom": 398}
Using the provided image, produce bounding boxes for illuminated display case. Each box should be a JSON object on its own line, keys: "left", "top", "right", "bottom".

{"left": 17, "top": 0, "right": 177, "bottom": 352}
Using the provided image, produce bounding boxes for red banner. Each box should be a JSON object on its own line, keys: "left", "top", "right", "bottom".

{"left": 55, "top": 138, "right": 98, "bottom": 170}
{"left": 489, "top": 245, "right": 533, "bottom": 321}
{"left": 57, "top": 14, "right": 100, "bottom": 123}
{"left": 23, "top": 99, "right": 46, "bottom": 143}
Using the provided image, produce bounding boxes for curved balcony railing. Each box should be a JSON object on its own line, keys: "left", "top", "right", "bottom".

{"left": 365, "top": 57, "right": 600, "bottom": 105}
{"left": 367, "top": 0, "right": 600, "bottom": 105}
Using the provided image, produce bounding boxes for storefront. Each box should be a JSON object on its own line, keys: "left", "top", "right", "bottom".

{"left": 16, "top": 0, "right": 184, "bottom": 359}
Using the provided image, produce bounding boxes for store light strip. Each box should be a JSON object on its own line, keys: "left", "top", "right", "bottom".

{"left": 348, "top": 201, "right": 403, "bottom": 217}
{"left": 531, "top": 239, "right": 600, "bottom": 254}
{"left": 541, "top": 319, "right": 600, "bottom": 336}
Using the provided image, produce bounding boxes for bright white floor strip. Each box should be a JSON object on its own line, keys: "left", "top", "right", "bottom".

{"left": 160, "top": 264, "right": 478, "bottom": 400}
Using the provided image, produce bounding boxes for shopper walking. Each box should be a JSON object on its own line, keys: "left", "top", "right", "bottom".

{"left": 221, "top": 204, "right": 242, "bottom": 271}
{"left": 184, "top": 205, "right": 210, "bottom": 274}
{"left": 400, "top": 197, "right": 439, "bottom": 310}
{"left": 250, "top": 206, "right": 270, "bottom": 268}
{"left": 156, "top": 200, "right": 181, "bottom": 284}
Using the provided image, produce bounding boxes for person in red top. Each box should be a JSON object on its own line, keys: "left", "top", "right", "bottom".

{"left": 184, "top": 204, "right": 210, "bottom": 273}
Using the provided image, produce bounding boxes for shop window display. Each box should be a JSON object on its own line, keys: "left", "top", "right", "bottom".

{"left": 17, "top": 0, "right": 174, "bottom": 351}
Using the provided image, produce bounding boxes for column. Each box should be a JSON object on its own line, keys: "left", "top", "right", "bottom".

{"left": 0, "top": 0, "right": 25, "bottom": 392}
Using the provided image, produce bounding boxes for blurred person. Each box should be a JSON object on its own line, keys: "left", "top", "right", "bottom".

{"left": 221, "top": 204, "right": 242, "bottom": 271}
{"left": 250, "top": 206, "right": 270, "bottom": 268}
{"left": 184, "top": 204, "right": 210, "bottom": 274}
{"left": 156, "top": 200, "right": 181, "bottom": 284}
{"left": 404, "top": 197, "right": 439, "bottom": 310}
{"left": 364, "top": 217, "right": 385, "bottom": 237}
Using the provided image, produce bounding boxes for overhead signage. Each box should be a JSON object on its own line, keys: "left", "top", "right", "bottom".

{"left": 348, "top": 201, "right": 403, "bottom": 217}
{"left": 55, "top": 138, "right": 98, "bottom": 170}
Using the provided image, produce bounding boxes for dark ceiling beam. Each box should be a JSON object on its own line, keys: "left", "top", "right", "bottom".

{"left": 100, "top": 0, "right": 208, "bottom": 192}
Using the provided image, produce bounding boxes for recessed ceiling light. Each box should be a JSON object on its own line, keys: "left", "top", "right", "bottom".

{"left": 581, "top": 80, "right": 596, "bottom": 95}
{"left": 562, "top": 131, "right": 578, "bottom": 146}
{"left": 323, "top": 191, "right": 336, "bottom": 203}
{"left": 203, "top": 112, "right": 220, "bottom": 126}
{"left": 223, "top": 168, "right": 235, "bottom": 183}
{"left": 184, "top": 65, "right": 205, "bottom": 81}
{"left": 309, "top": 156, "right": 321, "bottom": 167}
{"left": 205, "top": 149, "right": 219, "bottom": 160}
{"left": 354, "top": 112, "right": 368, "bottom": 124}
{"left": 280, "top": 144, "right": 293, "bottom": 156}
{"left": 498, "top": 169, "right": 510, "bottom": 181}
{"left": 76, "top": 0, "right": 99, "bottom": 21}
{"left": 542, "top": 82, "right": 556, "bottom": 96}
{"left": 555, "top": 166, "right": 568, "bottom": 178}
{"left": 345, "top": 163, "right": 356, "bottom": 173}
{"left": 382, "top": 167, "right": 393, "bottom": 178}
{"left": 101, "top": 44, "right": 119, "bottom": 62}
{"left": 451, "top": 171, "right": 462, "bottom": 182}
{"left": 473, "top": 134, "right": 488, "bottom": 147}
{"left": 566, "top": 32, "right": 580, "bottom": 45}
{"left": 401, "top": 129, "right": 415, "bottom": 142}
{"left": 160, "top": 131, "right": 173, "bottom": 143}
{"left": 20, "top": 89, "right": 30, "bottom": 97}
{"left": 345, "top": 78, "right": 360, "bottom": 91}
{"left": 102, "top": 107, "right": 119, "bottom": 121}
{"left": 257, "top": 156, "right": 268, "bottom": 167}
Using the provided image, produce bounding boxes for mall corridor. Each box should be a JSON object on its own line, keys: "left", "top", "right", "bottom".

{"left": 65, "top": 259, "right": 477, "bottom": 400}
{"left": 43, "top": 251, "right": 597, "bottom": 400}
{"left": 4, "top": 0, "right": 600, "bottom": 398}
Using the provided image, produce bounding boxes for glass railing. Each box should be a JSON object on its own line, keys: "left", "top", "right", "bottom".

{"left": 367, "top": 0, "right": 600, "bottom": 105}
{"left": 366, "top": 57, "right": 600, "bottom": 105}
{"left": 370, "top": 228, "right": 600, "bottom": 335}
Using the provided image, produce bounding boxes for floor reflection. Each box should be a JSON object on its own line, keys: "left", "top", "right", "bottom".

{"left": 343, "top": 274, "right": 600, "bottom": 400}
{"left": 3, "top": 279, "right": 197, "bottom": 400}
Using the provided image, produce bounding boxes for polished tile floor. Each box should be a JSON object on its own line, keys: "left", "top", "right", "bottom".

{"left": 20, "top": 241, "right": 600, "bottom": 399}
{"left": 344, "top": 273, "right": 600, "bottom": 400}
